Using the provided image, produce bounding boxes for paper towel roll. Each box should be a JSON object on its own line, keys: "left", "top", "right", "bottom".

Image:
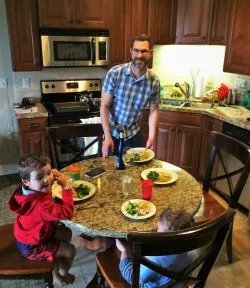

{"left": 195, "top": 77, "right": 204, "bottom": 98}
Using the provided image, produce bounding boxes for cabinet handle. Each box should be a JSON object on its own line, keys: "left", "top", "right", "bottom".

{"left": 69, "top": 20, "right": 74, "bottom": 23}
{"left": 209, "top": 123, "right": 215, "bottom": 130}
{"left": 28, "top": 123, "right": 40, "bottom": 129}
{"left": 76, "top": 20, "right": 82, "bottom": 24}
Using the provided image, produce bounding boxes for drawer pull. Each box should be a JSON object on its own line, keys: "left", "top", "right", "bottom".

{"left": 28, "top": 123, "right": 40, "bottom": 129}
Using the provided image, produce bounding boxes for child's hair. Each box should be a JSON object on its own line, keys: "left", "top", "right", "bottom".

{"left": 17, "top": 153, "right": 51, "bottom": 181}
{"left": 159, "top": 208, "right": 195, "bottom": 232}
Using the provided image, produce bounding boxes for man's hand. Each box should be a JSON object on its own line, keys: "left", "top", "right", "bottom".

{"left": 146, "top": 138, "right": 155, "bottom": 150}
{"left": 102, "top": 137, "right": 114, "bottom": 157}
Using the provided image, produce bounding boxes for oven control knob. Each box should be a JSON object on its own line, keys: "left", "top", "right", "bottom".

{"left": 89, "top": 83, "right": 93, "bottom": 88}
{"left": 51, "top": 84, "right": 55, "bottom": 88}
{"left": 45, "top": 84, "right": 49, "bottom": 89}
{"left": 94, "top": 83, "right": 99, "bottom": 87}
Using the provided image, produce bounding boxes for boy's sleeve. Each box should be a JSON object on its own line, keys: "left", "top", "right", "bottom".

{"left": 119, "top": 257, "right": 134, "bottom": 285}
{"left": 39, "top": 189, "right": 74, "bottom": 221}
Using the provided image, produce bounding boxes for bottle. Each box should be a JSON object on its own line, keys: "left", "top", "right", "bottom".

{"left": 116, "top": 130, "right": 126, "bottom": 170}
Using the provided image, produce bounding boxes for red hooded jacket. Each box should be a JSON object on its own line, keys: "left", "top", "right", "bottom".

{"left": 8, "top": 185, "right": 74, "bottom": 245}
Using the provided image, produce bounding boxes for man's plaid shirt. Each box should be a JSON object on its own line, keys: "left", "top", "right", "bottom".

{"left": 102, "top": 62, "right": 160, "bottom": 140}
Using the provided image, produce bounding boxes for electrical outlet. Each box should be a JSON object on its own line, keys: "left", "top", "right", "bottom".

{"left": 0, "top": 77, "right": 7, "bottom": 88}
{"left": 21, "top": 78, "right": 30, "bottom": 88}
{"left": 235, "top": 78, "right": 247, "bottom": 89}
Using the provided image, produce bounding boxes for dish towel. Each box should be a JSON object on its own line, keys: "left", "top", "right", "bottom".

{"left": 80, "top": 117, "right": 101, "bottom": 156}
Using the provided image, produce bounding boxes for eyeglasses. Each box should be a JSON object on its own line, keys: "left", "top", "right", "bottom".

{"left": 132, "top": 48, "right": 152, "bottom": 55}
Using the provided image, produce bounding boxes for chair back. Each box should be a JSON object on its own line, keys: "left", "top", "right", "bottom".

{"left": 127, "top": 208, "right": 235, "bottom": 288}
{"left": 47, "top": 123, "right": 103, "bottom": 169}
{"left": 203, "top": 131, "right": 250, "bottom": 209}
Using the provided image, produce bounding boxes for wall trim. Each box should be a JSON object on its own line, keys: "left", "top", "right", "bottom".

{"left": 0, "top": 164, "right": 18, "bottom": 176}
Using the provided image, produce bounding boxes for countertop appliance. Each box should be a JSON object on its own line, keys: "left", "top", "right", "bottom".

{"left": 41, "top": 30, "right": 109, "bottom": 67}
{"left": 215, "top": 122, "right": 250, "bottom": 214}
{"left": 41, "top": 79, "right": 101, "bottom": 126}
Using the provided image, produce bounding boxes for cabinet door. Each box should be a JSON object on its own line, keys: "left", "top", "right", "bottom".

{"left": 140, "top": 110, "right": 150, "bottom": 147}
{"left": 19, "top": 132, "right": 50, "bottom": 157}
{"left": 38, "top": 0, "right": 75, "bottom": 28}
{"left": 5, "top": 0, "right": 41, "bottom": 71}
{"left": 174, "top": 125, "right": 201, "bottom": 179}
{"left": 150, "top": 0, "right": 177, "bottom": 44}
{"left": 176, "top": 0, "right": 211, "bottom": 44}
{"left": 156, "top": 123, "right": 176, "bottom": 164}
{"left": 208, "top": 0, "right": 231, "bottom": 45}
{"left": 224, "top": 0, "right": 250, "bottom": 75}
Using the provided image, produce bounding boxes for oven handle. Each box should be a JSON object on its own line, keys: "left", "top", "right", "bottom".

{"left": 91, "top": 38, "right": 96, "bottom": 65}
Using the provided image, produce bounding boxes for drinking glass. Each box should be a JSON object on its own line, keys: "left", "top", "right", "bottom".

{"left": 121, "top": 174, "right": 134, "bottom": 198}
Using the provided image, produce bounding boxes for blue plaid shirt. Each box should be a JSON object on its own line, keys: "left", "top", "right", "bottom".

{"left": 102, "top": 62, "right": 160, "bottom": 140}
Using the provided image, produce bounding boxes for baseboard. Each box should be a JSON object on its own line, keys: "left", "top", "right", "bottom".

{"left": 0, "top": 164, "right": 18, "bottom": 176}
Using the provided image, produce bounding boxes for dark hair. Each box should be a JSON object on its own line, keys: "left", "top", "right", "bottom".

{"left": 131, "top": 34, "right": 153, "bottom": 49}
{"left": 159, "top": 208, "right": 195, "bottom": 232}
{"left": 17, "top": 153, "right": 51, "bottom": 181}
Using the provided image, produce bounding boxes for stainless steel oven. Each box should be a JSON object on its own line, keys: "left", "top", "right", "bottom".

{"left": 41, "top": 30, "right": 109, "bottom": 67}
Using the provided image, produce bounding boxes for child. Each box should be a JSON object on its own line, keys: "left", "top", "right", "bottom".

{"left": 116, "top": 208, "right": 197, "bottom": 288}
{"left": 8, "top": 153, "right": 76, "bottom": 287}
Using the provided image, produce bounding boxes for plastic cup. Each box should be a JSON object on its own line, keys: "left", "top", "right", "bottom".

{"left": 69, "top": 164, "right": 81, "bottom": 181}
{"left": 141, "top": 180, "right": 154, "bottom": 200}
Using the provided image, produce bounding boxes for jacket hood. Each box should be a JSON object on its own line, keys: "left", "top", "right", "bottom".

{"left": 8, "top": 185, "right": 49, "bottom": 216}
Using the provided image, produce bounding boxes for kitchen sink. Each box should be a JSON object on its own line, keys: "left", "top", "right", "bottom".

{"left": 160, "top": 99, "right": 186, "bottom": 106}
{"left": 182, "top": 102, "right": 213, "bottom": 109}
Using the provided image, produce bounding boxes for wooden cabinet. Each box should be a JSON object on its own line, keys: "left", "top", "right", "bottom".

{"left": 156, "top": 111, "right": 202, "bottom": 179}
{"left": 140, "top": 109, "right": 150, "bottom": 147}
{"left": 18, "top": 118, "right": 50, "bottom": 157}
{"left": 223, "top": 0, "right": 250, "bottom": 75}
{"left": 38, "top": 0, "right": 112, "bottom": 29}
{"left": 5, "top": 0, "right": 41, "bottom": 71}
{"left": 176, "top": 0, "right": 230, "bottom": 45}
{"left": 198, "top": 116, "right": 223, "bottom": 179}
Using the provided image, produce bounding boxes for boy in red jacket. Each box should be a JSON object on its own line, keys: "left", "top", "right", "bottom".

{"left": 8, "top": 153, "right": 76, "bottom": 287}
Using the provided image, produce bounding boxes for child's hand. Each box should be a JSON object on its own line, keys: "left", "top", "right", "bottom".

{"left": 116, "top": 239, "right": 127, "bottom": 253}
{"left": 52, "top": 169, "right": 61, "bottom": 182}
{"left": 57, "top": 174, "right": 72, "bottom": 189}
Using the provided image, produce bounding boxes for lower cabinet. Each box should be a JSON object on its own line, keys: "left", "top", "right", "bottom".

{"left": 156, "top": 111, "right": 202, "bottom": 179}
{"left": 140, "top": 109, "right": 149, "bottom": 147}
{"left": 18, "top": 118, "right": 50, "bottom": 157}
{"left": 198, "top": 115, "right": 223, "bottom": 179}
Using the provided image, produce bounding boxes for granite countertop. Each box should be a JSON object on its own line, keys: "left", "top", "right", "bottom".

{"left": 15, "top": 102, "right": 48, "bottom": 119}
{"left": 159, "top": 104, "right": 250, "bottom": 131}
{"left": 60, "top": 157, "right": 202, "bottom": 238}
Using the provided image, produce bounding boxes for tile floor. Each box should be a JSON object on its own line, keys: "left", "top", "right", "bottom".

{"left": 0, "top": 174, "right": 250, "bottom": 288}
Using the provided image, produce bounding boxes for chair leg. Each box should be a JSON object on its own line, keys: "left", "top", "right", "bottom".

{"left": 226, "top": 225, "right": 233, "bottom": 263}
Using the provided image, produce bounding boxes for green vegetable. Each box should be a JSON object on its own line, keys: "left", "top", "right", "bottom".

{"left": 130, "top": 153, "right": 140, "bottom": 162}
{"left": 75, "top": 184, "right": 90, "bottom": 198}
{"left": 126, "top": 201, "right": 137, "bottom": 215}
{"left": 147, "top": 171, "right": 159, "bottom": 181}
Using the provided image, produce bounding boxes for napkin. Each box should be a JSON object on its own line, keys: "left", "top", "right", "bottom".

{"left": 80, "top": 117, "right": 101, "bottom": 156}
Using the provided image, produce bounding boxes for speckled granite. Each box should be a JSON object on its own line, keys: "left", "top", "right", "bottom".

{"left": 61, "top": 157, "right": 202, "bottom": 238}
{"left": 159, "top": 104, "right": 250, "bottom": 131}
{"left": 15, "top": 102, "right": 48, "bottom": 119}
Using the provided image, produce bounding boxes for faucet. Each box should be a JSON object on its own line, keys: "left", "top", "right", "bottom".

{"left": 174, "top": 82, "right": 190, "bottom": 100}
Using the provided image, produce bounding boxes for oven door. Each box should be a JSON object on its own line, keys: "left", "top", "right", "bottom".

{"left": 41, "top": 35, "right": 93, "bottom": 67}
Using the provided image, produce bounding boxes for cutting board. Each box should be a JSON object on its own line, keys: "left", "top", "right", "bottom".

{"left": 215, "top": 106, "right": 250, "bottom": 120}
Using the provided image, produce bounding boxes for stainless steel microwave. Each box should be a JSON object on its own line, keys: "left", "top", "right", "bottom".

{"left": 41, "top": 31, "right": 109, "bottom": 67}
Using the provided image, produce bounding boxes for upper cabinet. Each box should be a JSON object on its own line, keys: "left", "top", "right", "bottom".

{"left": 5, "top": 0, "right": 42, "bottom": 71}
{"left": 224, "top": 0, "right": 250, "bottom": 75}
{"left": 38, "top": 0, "right": 112, "bottom": 29}
{"left": 176, "top": 0, "right": 231, "bottom": 45}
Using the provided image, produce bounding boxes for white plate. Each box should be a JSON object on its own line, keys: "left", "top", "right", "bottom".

{"left": 141, "top": 168, "right": 178, "bottom": 185}
{"left": 126, "top": 147, "right": 155, "bottom": 163}
{"left": 52, "top": 180, "right": 96, "bottom": 202}
{"left": 121, "top": 199, "right": 156, "bottom": 220}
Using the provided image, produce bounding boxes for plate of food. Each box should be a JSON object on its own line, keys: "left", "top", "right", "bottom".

{"left": 52, "top": 180, "right": 96, "bottom": 201}
{"left": 141, "top": 168, "right": 178, "bottom": 185}
{"left": 121, "top": 199, "right": 156, "bottom": 220}
{"left": 124, "top": 147, "right": 155, "bottom": 163}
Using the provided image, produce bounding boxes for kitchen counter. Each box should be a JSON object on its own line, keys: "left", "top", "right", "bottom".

{"left": 159, "top": 104, "right": 250, "bottom": 131}
{"left": 14, "top": 102, "right": 48, "bottom": 119}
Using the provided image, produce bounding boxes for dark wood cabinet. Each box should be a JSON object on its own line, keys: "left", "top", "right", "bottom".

{"left": 38, "top": 0, "right": 112, "bottom": 29}
{"left": 156, "top": 111, "right": 202, "bottom": 179}
{"left": 198, "top": 116, "right": 223, "bottom": 179}
{"left": 224, "top": 0, "right": 250, "bottom": 75}
{"left": 18, "top": 118, "right": 50, "bottom": 157}
{"left": 176, "top": 0, "right": 230, "bottom": 45}
{"left": 140, "top": 109, "right": 150, "bottom": 147}
{"left": 5, "top": 0, "right": 41, "bottom": 71}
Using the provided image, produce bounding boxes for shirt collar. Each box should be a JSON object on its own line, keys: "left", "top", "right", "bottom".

{"left": 125, "top": 62, "right": 149, "bottom": 81}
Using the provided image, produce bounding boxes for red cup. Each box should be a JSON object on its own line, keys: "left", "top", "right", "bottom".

{"left": 141, "top": 180, "right": 154, "bottom": 200}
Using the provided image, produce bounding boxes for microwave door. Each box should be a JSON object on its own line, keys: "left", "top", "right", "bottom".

{"left": 95, "top": 37, "right": 109, "bottom": 66}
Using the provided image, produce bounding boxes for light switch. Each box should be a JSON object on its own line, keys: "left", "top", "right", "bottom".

{"left": 0, "top": 77, "right": 7, "bottom": 88}
{"left": 21, "top": 78, "right": 30, "bottom": 88}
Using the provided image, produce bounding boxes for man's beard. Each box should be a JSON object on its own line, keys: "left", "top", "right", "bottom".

{"left": 132, "top": 57, "right": 149, "bottom": 69}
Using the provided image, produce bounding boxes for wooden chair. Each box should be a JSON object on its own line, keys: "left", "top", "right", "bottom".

{"left": 202, "top": 131, "right": 250, "bottom": 263}
{"left": 47, "top": 123, "right": 103, "bottom": 169}
{"left": 0, "top": 223, "right": 54, "bottom": 287}
{"left": 93, "top": 208, "right": 235, "bottom": 288}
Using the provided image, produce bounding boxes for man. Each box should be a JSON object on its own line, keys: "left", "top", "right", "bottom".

{"left": 101, "top": 34, "right": 160, "bottom": 157}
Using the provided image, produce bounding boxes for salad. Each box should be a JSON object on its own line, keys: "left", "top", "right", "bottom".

{"left": 74, "top": 184, "right": 90, "bottom": 198}
{"left": 126, "top": 201, "right": 151, "bottom": 217}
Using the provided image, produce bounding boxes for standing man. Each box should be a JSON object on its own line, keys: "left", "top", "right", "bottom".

{"left": 101, "top": 34, "right": 160, "bottom": 157}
